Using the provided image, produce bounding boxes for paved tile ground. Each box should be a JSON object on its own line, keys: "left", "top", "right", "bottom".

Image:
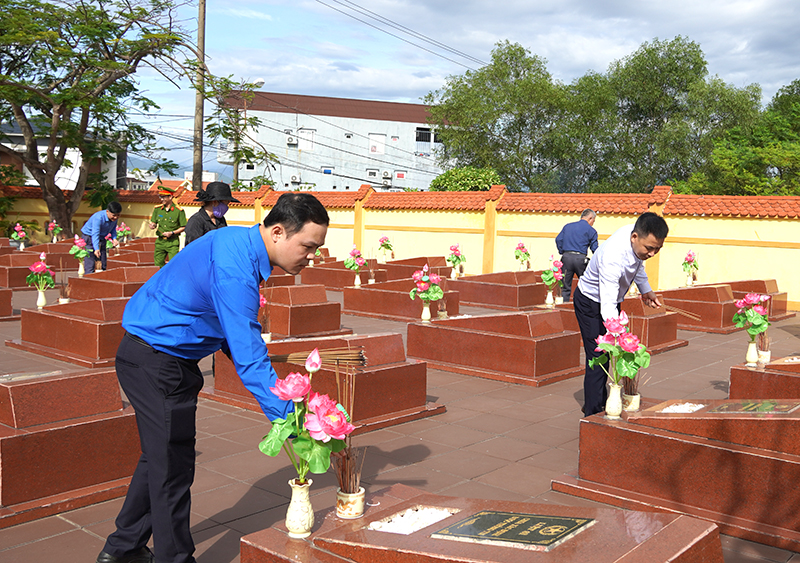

{"left": 1, "top": 288, "right": 799, "bottom": 562}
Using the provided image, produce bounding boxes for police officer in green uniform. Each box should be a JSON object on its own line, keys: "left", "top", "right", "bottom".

{"left": 149, "top": 185, "right": 187, "bottom": 268}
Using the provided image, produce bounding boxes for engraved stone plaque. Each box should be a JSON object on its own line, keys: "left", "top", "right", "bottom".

{"left": 431, "top": 510, "right": 595, "bottom": 551}
{"left": 708, "top": 400, "right": 800, "bottom": 414}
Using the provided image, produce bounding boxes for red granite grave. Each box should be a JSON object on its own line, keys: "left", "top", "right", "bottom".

{"left": 446, "top": 271, "right": 548, "bottom": 309}
{"left": 552, "top": 398, "right": 800, "bottom": 550}
{"left": 0, "top": 368, "right": 139, "bottom": 528}
{"left": 68, "top": 266, "right": 159, "bottom": 300}
{"left": 382, "top": 256, "right": 451, "bottom": 281}
{"left": 726, "top": 279, "right": 796, "bottom": 322}
{"left": 5, "top": 297, "right": 128, "bottom": 368}
{"left": 106, "top": 249, "right": 155, "bottom": 268}
{"left": 202, "top": 333, "right": 444, "bottom": 432}
{"left": 265, "top": 265, "right": 296, "bottom": 287}
{"left": 0, "top": 251, "right": 76, "bottom": 289}
{"left": 300, "top": 260, "right": 388, "bottom": 289}
{"left": 342, "top": 279, "right": 459, "bottom": 322}
{"left": 240, "top": 483, "right": 723, "bottom": 563}
{"left": 259, "top": 284, "right": 351, "bottom": 339}
{"left": 729, "top": 356, "right": 800, "bottom": 399}
{"left": 659, "top": 284, "right": 742, "bottom": 333}
{"left": 0, "top": 288, "right": 16, "bottom": 321}
{"left": 407, "top": 310, "right": 583, "bottom": 387}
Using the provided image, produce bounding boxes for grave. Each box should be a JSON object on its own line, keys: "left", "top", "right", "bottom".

{"left": 726, "top": 279, "right": 795, "bottom": 322}
{"left": 0, "top": 288, "right": 17, "bottom": 321}
{"left": 202, "top": 333, "right": 444, "bottom": 432}
{"left": 407, "top": 310, "right": 583, "bottom": 387}
{"left": 382, "top": 256, "right": 451, "bottom": 281}
{"left": 68, "top": 265, "right": 159, "bottom": 300}
{"left": 342, "top": 279, "right": 459, "bottom": 322}
{"left": 729, "top": 356, "right": 800, "bottom": 399}
{"left": 105, "top": 249, "right": 155, "bottom": 268}
{"left": 445, "top": 271, "right": 548, "bottom": 310}
{"left": 265, "top": 265, "right": 296, "bottom": 287}
{"left": 659, "top": 284, "right": 742, "bottom": 333}
{"left": 0, "top": 251, "right": 75, "bottom": 288}
{"left": 259, "top": 284, "right": 351, "bottom": 339}
{"left": 5, "top": 297, "right": 128, "bottom": 368}
{"left": 552, "top": 398, "right": 800, "bottom": 551}
{"left": 240, "top": 483, "right": 723, "bottom": 563}
{"left": 0, "top": 368, "right": 139, "bottom": 528}
{"left": 300, "top": 260, "right": 388, "bottom": 290}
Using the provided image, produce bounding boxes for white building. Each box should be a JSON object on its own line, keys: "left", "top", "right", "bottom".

{"left": 220, "top": 92, "right": 444, "bottom": 191}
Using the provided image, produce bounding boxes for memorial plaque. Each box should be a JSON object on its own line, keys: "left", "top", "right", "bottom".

{"left": 431, "top": 510, "right": 595, "bottom": 552}
{"left": 708, "top": 400, "right": 800, "bottom": 414}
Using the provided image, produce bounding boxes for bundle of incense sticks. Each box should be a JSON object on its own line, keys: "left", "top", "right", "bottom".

{"left": 269, "top": 347, "right": 366, "bottom": 369}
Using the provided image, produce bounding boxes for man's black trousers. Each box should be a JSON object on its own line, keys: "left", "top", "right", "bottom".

{"left": 103, "top": 333, "right": 204, "bottom": 563}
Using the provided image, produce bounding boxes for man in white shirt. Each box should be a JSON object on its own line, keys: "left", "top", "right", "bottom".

{"left": 574, "top": 212, "right": 669, "bottom": 416}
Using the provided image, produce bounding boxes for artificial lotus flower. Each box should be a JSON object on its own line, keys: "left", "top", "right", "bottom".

{"left": 270, "top": 372, "right": 311, "bottom": 402}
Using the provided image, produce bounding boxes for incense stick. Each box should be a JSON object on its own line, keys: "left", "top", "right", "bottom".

{"left": 663, "top": 304, "right": 702, "bottom": 321}
{"left": 269, "top": 347, "right": 367, "bottom": 368}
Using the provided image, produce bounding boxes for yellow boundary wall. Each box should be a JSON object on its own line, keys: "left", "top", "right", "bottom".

{"left": 7, "top": 192, "right": 799, "bottom": 311}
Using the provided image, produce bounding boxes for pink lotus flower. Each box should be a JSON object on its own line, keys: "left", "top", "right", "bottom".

{"left": 412, "top": 269, "right": 424, "bottom": 282}
{"left": 743, "top": 293, "right": 762, "bottom": 306}
{"left": 74, "top": 236, "right": 86, "bottom": 248}
{"left": 19, "top": 231, "right": 26, "bottom": 238}
{"left": 349, "top": 246, "right": 360, "bottom": 257}
{"left": 270, "top": 372, "right": 311, "bottom": 402}
{"left": 595, "top": 333, "right": 616, "bottom": 351}
{"left": 304, "top": 404, "right": 355, "bottom": 442}
{"left": 450, "top": 245, "right": 459, "bottom": 252}
{"left": 554, "top": 271, "right": 563, "bottom": 281}
{"left": 429, "top": 273, "right": 441, "bottom": 285}
{"left": 619, "top": 332, "right": 641, "bottom": 352}
{"left": 603, "top": 312, "right": 629, "bottom": 336}
{"left": 760, "top": 295, "right": 771, "bottom": 302}
{"left": 105, "top": 233, "right": 112, "bottom": 240}
{"left": 259, "top": 294, "right": 267, "bottom": 308}
{"left": 47, "top": 221, "right": 56, "bottom": 232}
{"left": 39, "top": 252, "right": 47, "bottom": 260}
{"left": 753, "top": 305, "right": 768, "bottom": 316}
{"left": 29, "top": 261, "right": 48, "bottom": 273}
{"left": 379, "top": 236, "right": 389, "bottom": 244}
{"left": 422, "top": 264, "right": 429, "bottom": 273}
{"left": 516, "top": 242, "right": 527, "bottom": 251}
{"left": 553, "top": 260, "right": 563, "bottom": 269}
{"left": 735, "top": 299, "right": 746, "bottom": 310}
{"left": 416, "top": 281, "right": 430, "bottom": 292}
{"left": 305, "top": 349, "right": 321, "bottom": 374}
{"left": 684, "top": 251, "right": 695, "bottom": 263}
{"left": 308, "top": 391, "right": 337, "bottom": 413}
{"left": 14, "top": 223, "right": 22, "bottom": 232}
{"left": 355, "top": 256, "right": 366, "bottom": 267}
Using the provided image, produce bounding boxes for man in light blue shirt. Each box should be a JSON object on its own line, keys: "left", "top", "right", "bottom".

{"left": 574, "top": 212, "right": 668, "bottom": 417}
{"left": 97, "top": 193, "right": 329, "bottom": 563}
{"left": 81, "top": 201, "right": 121, "bottom": 273}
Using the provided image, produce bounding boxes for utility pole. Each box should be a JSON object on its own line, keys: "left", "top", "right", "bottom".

{"left": 192, "top": 0, "right": 206, "bottom": 191}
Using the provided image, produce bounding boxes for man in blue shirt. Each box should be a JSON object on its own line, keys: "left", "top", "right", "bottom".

{"left": 96, "top": 192, "right": 329, "bottom": 563}
{"left": 555, "top": 209, "right": 598, "bottom": 302}
{"left": 81, "top": 201, "right": 121, "bottom": 273}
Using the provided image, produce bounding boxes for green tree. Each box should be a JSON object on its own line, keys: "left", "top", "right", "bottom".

{"left": 0, "top": 0, "right": 186, "bottom": 236}
{"left": 425, "top": 41, "right": 567, "bottom": 192}
{"left": 428, "top": 166, "right": 501, "bottom": 191}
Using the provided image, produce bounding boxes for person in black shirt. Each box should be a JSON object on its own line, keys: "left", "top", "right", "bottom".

{"left": 184, "top": 182, "right": 240, "bottom": 245}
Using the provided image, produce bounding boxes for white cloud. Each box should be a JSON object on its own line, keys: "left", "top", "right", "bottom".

{"left": 220, "top": 8, "right": 273, "bottom": 21}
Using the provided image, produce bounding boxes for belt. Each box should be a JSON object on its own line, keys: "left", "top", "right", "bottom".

{"left": 126, "top": 331, "right": 153, "bottom": 349}
{"left": 562, "top": 251, "right": 586, "bottom": 256}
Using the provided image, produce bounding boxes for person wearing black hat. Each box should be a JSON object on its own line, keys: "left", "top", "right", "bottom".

{"left": 184, "top": 181, "right": 240, "bottom": 245}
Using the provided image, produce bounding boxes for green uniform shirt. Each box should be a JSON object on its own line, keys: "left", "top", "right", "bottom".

{"left": 151, "top": 204, "right": 187, "bottom": 242}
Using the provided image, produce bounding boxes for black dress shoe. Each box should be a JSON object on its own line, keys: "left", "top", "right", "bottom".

{"left": 96, "top": 547, "right": 154, "bottom": 563}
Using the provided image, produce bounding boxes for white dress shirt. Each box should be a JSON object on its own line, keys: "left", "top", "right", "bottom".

{"left": 577, "top": 224, "right": 652, "bottom": 321}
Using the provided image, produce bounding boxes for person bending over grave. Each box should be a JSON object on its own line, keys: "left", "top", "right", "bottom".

{"left": 149, "top": 185, "right": 186, "bottom": 268}
{"left": 183, "top": 181, "right": 240, "bottom": 245}
{"left": 555, "top": 208, "right": 598, "bottom": 302}
{"left": 95, "top": 192, "right": 328, "bottom": 563}
{"left": 573, "top": 212, "right": 668, "bottom": 417}
{"left": 80, "top": 201, "right": 121, "bottom": 274}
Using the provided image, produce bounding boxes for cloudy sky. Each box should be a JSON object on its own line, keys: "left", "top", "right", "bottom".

{"left": 135, "top": 0, "right": 800, "bottom": 175}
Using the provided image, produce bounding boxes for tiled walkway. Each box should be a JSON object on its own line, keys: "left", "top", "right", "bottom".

{"left": 0, "top": 288, "right": 799, "bottom": 562}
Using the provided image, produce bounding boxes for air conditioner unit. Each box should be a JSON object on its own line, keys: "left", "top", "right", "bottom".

{"left": 286, "top": 136, "right": 297, "bottom": 145}
{"left": 290, "top": 175, "right": 301, "bottom": 183}
{"left": 382, "top": 179, "right": 391, "bottom": 186}
{"left": 382, "top": 170, "right": 391, "bottom": 179}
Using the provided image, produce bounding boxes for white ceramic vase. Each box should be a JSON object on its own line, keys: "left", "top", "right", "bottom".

{"left": 605, "top": 383, "right": 623, "bottom": 420}
{"left": 745, "top": 340, "right": 759, "bottom": 367}
{"left": 450, "top": 267, "right": 458, "bottom": 280}
{"left": 52, "top": 235, "right": 58, "bottom": 244}
{"left": 336, "top": 487, "right": 366, "bottom": 519}
{"left": 622, "top": 393, "right": 641, "bottom": 412}
{"left": 285, "top": 479, "right": 314, "bottom": 539}
{"left": 78, "top": 262, "right": 85, "bottom": 278}
{"left": 353, "top": 272, "right": 361, "bottom": 287}
{"left": 686, "top": 274, "right": 694, "bottom": 286}
{"left": 19, "top": 241, "right": 25, "bottom": 251}
{"left": 36, "top": 289, "right": 47, "bottom": 309}
{"left": 421, "top": 301, "right": 432, "bottom": 323}
{"left": 545, "top": 290, "right": 555, "bottom": 309}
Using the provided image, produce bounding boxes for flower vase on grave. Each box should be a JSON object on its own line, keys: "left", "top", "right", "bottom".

{"left": 450, "top": 267, "right": 458, "bottom": 280}
{"left": 53, "top": 235, "right": 58, "bottom": 244}
{"left": 285, "top": 479, "right": 314, "bottom": 538}
{"left": 545, "top": 290, "right": 555, "bottom": 308}
{"left": 758, "top": 349, "right": 771, "bottom": 365}
{"left": 622, "top": 393, "right": 641, "bottom": 412}
{"left": 745, "top": 340, "right": 759, "bottom": 367}
{"left": 421, "top": 301, "right": 432, "bottom": 323}
{"left": 19, "top": 241, "right": 25, "bottom": 252}
{"left": 335, "top": 487, "right": 365, "bottom": 519}
{"left": 605, "top": 383, "right": 623, "bottom": 420}
{"left": 78, "top": 262, "right": 85, "bottom": 278}
{"left": 36, "top": 290, "right": 47, "bottom": 309}
{"left": 353, "top": 272, "right": 361, "bottom": 287}
{"left": 555, "top": 294, "right": 564, "bottom": 305}
{"left": 686, "top": 274, "right": 694, "bottom": 287}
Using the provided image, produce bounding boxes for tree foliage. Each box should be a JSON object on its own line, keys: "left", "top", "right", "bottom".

{"left": 426, "top": 37, "right": 763, "bottom": 194}
{"left": 428, "top": 166, "right": 501, "bottom": 191}
{"left": 0, "top": 0, "right": 187, "bottom": 235}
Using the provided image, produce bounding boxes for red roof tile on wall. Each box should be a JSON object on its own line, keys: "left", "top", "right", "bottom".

{"left": 496, "top": 190, "right": 665, "bottom": 214}
{"left": 364, "top": 184, "right": 506, "bottom": 211}
{"left": 663, "top": 193, "right": 800, "bottom": 218}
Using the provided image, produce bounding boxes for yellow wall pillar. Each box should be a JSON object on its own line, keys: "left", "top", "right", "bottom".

{"left": 353, "top": 198, "right": 364, "bottom": 249}
{"left": 483, "top": 198, "right": 497, "bottom": 274}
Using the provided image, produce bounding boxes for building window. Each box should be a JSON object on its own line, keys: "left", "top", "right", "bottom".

{"left": 368, "top": 134, "right": 386, "bottom": 155}
{"left": 298, "top": 129, "right": 315, "bottom": 151}
{"left": 366, "top": 169, "right": 378, "bottom": 178}
{"left": 416, "top": 127, "right": 432, "bottom": 154}
{"left": 246, "top": 164, "right": 255, "bottom": 170}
